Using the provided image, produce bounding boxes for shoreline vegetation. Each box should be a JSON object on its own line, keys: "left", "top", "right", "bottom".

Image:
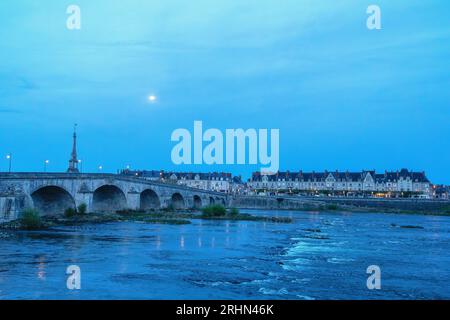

{"left": 1, "top": 202, "right": 449, "bottom": 231}
{"left": 0, "top": 205, "right": 292, "bottom": 231}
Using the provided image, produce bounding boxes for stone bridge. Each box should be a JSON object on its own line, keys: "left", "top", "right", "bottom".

{"left": 0, "top": 173, "right": 228, "bottom": 222}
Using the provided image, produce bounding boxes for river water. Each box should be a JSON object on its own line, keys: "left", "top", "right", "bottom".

{"left": 0, "top": 210, "right": 449, "bottom": 300}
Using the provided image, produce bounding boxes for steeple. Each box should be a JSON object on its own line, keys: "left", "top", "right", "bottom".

{"left": 67, "top": 124, "right": 79, "bottom": 173}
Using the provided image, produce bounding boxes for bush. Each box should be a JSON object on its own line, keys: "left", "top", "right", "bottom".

{"left": 326, "top": 204, "right": 339, "bottom": 211}
{"left": 77, "top": 203, "right": 87, "bottom": 215}
{"left": 201, "top": 204, "right": 226, "bottom": 217}
{"left": 163, "top": 204, "right": 175, "bottom": 212}
{"left": 229, "top": 207, "right": 239, "bottom": 216}
{"left": 64, "top": 207, "right": 77, "bottom": 217}
{"left": 20, "top": 209, "right": 42, "bottom": 230}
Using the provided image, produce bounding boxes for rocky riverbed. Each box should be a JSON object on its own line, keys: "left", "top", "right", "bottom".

{"left": 0, "top": 209, "right": 292, "bottom": 231}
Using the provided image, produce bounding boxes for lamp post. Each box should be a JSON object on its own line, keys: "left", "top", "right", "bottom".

{"left": 98, "top": 165, "right": 103, "bottom": 173}
{"left": 78, "top": 159, "right": 83, "bottom": 173}
{"left": 44, "top": 160, "right": 49, "bottom": 172}
{"left": 6, "top": 153, "right": 11, "bottom": 173}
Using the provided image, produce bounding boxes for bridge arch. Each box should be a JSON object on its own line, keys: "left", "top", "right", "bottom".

{"left": 171, "top": 192, "right": 185, "bottom": 210}
{"left": 215, "top": 197, "right": 226, "bottom": 206}
{"left": 193, "top": 195, "right": 202, "bottom": 209}
{"left": 93, "top": 185, "right": 127, "bottom": 212}
{"left": 140, "top": 189, "right": 161, "bottom": 210}
{"left": 31, "top": 185, "right": 76, "bottom": 216}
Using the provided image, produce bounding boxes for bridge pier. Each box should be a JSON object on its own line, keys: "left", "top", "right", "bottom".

{"left": 126, "top": 192, "right": 140, "bottom": 211}
{"left": 76, "top": 192, "right": 94, "bottom": 213}
{"left": 0, "top": 196, "right": 20, "bottom": 222}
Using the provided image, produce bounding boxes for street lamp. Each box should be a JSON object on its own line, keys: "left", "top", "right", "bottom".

{"left": 44, "top": 160, "right": 49, "bottom": 172}
{"left": 6, "top": 153, "right": 11, "bottom": 173}
{"left": 78, "top": 159, "right": 83, "bottom": 173}
{"left": 98, "top": 165, "right": 103, "bottom": 173}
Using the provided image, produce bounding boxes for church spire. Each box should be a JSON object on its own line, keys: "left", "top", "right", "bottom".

{"left": 67, "top": 124, "right": 79, "bottom": 173}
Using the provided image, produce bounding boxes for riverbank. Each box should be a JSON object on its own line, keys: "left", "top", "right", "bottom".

{"left": 0, "top": 208, "right": 292, "bottom": 231}
{"left": 236, "top": 204, "right": 450, "bottom": 216}
{"left": 233, "top": 199, "right": 450, "bottom": 216}
{"left": 231, "top": 195, "right": 450, "bottom": 216}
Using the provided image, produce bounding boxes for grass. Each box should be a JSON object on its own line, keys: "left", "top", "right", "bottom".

{"left": 1, "top": 206, "right": 292, "bottom": 231}
{"left": 201, "top": 204, "right": 227, "bottom": 217}
{"left": 64, "top": 203, "right": 88, "bottom": 218}
{"left": 64, "top": 208, "right": 77, "bottom": 218}
{"left": 20, "top": 209, "right": 43, "bottom": 230}
{"left": 116, "top": 210, "right": 191, "bottom": 225}
{"left": 325, "top": 204, "right": 339, "bottom": 211}
{"left": 162, "top": 204, "right": 176, "bottom": 213}
{"left": 77, "top": 203, "right": 87, "bottom": 215}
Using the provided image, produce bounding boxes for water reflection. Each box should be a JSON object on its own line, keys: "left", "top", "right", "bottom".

{"left": 36, "top": 255, "right": 46, "bottom": 281}
{"left": 156, "top": 235, "right": 161, "bottom": 250}
{"left": 180, "top": 236, "right": 185, "bottom": 249}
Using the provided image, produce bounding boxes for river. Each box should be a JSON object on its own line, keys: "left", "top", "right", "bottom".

{"left": 0, "top": 210, "right": 449, "bottom": 299}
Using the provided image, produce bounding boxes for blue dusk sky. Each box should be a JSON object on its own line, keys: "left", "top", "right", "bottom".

{"left": 0, "top": 1, "right": 449, "bottom": 182}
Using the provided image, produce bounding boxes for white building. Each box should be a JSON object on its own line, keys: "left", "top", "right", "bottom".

{"left": 248, "top": 169, "right": 432, "bottom": 197}
{"left": 169, "top": 172, "right": 232, "bottom": 193}
{"left": 121, "top": 170, "right": 233, "bottom": 193}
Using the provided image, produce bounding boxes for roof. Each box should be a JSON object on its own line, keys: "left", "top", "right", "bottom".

{"left": 250, "top": 169, "right": 430, "bottom": 183}
{"left": 120, "top": 169, "right": 233, "bottom": 181}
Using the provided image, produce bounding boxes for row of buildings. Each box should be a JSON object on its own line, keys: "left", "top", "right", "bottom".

{"left": 120, "top": 168, "right": 447, "bottom": 199}
{"left": 248, "top": 169, "right": 432, "bottom": 197}
{"left": 120, "top": 170, "right": 239, "bottom": 193}
{"left": 64, "top": 126, "right": 446, "bottom": 199}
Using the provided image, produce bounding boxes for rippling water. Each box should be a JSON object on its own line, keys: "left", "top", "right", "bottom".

{"left": 1, "top": 210, "right": 449, "bottom": 299}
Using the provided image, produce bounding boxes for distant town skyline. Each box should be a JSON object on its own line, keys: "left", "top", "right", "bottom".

{"left": 0, "top": 1, "right": 449, "bottom": 183}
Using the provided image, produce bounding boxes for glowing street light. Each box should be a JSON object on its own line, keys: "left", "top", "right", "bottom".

{"left": 78, "top": 159, "right": 83, "bottom": 173}
{"left": 98, "top": 165, "right": 103, "bottom": 172}
{"left": 5, "top": 153, "right": 11, "bottom": 173}
{"left": 148, "top": 95, "right": 157, "bottom": 103}
{"left": 44, "top": 160, "right": 49, "bottom": 172}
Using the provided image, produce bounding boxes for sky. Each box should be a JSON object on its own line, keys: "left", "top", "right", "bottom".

{"left": 0, "top": 0, "right": 449, "bottom": 182}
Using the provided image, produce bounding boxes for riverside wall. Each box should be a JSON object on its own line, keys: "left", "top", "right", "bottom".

{"left": 230, "top": 195, "right": 450, "bottom": 213}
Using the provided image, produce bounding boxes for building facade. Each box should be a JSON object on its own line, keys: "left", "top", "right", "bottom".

{"left": 120, "top": 170, "right": 233, "bottom": 193}
{"left": 433, "top": 185, "right": 450, "bottom": 199}
{"left": 248, "top": 169, "right": 432, "bottom": 197}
